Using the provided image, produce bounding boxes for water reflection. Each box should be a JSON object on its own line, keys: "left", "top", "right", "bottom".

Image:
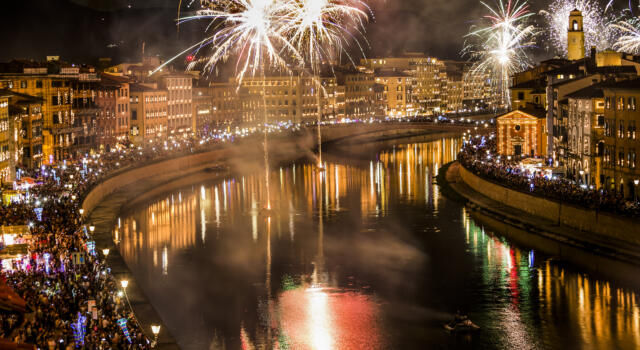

{"left": 118, "top": 137, "right": 640, "bottom": 350}
{"left": 463, "top": 211, "right": 640, "bottom": 349}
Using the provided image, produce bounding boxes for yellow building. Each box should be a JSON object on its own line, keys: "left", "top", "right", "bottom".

{"left": 0, "top": 90, "right": 42, "bottom": 182}
{"left": 0, "top": 92, "right": 10, "bottom": 182}
{"left": 0, "top": 67, "right": 74, "bottom": 164}
{"left": 565, "top": 85, "right": 606, "bottom": 187}
{"left": 567, "top": 9, "right": 585, "bottom": 61}
{"left": 129, "top": 84, "right": 168, "bottom": 146}
{"left": 497, "top": 108, "right": 547, "bottom": 157}
{"left": 375, "top": 69, "right": 414, "bottom": 118}
{"left": 510, "top": 79, "right": 547, "bottom": 110}
{"left": 600, "top": 79, "right": 640, "bottom": 198}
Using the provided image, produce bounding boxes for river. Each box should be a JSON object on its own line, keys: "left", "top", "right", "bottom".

{"left": 115, "top": 136, "right": 640, "bottom": 350}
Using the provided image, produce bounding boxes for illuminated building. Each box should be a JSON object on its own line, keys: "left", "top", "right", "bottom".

{"left": 129, "top": 83, "right": 168, "bottom": 145}
{"left": 374, "top": 69, "right": 414, "bottom": 118}
{"left": 0, "top": 92, "right": 12, "bottom": 182}
{"left": 336, "top": 66, "right": 376, "bottom": 119}
{"left": 232, "top": 73, "right": 345, "bottom": 123}
{"left": 71, "top": 72, "right": 101, "bottom": 156}
{"left": 192, "top": 86, "right": 215, "bottom": 136}
{"left": 565, "top": 84, "right": 605, "bottom": 187}
{"left": 0, "top": 60, "right": 74, "bottom": 164}
{"left": 600, "top": 79, "right": 640, "bottom": 198}
{"left": 0, "top": 90, "right": 43, "bottom": 181}
{"left": 363, "top": 54, "right": 497, "bottom": 114}
{"left": 497, "top": 108, "right": 547, "bottom": 157}
{"left": 319, "top": 76, "right": 345, "bottom": 121}
{"left": 567, "top": 9, "right": 585, "bottom": 61}
{"left": 97, "top": 73, "right": 130, "bottom": 148}
{"left": 209, "top": 82, "right": 246, "bottom": 125}
{"left": 158, "top": 74, "right": 193, "bottom": 137}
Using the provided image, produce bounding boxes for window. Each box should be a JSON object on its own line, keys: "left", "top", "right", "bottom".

{"left": 131, "top": 110, "right": 137, "bottom": 120}
{"left": 597, "top": 115, "right": 605, "bottom": 127}
{"left": 619, "top": 120, "right": 625, "bottom": 138}
{"left": 518, "top": 92, "right": 524, "bottom": 100}
{"left": 20, "top": 81, "right": 27, "bottom": 89}
{"left": 36, "top": 81, "right": 43, "bottom": 89}
{"left": 629, "top": 97, "right": 637, "bottom": 111}
{"left": 572, "top": 20, "right": 579, "bottom": 31}
{"left": 617, "top": 97, "right": 625, "bottom": 110}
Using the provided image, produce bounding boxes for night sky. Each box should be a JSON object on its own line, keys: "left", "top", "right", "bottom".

{"left": 0, "top": 0, "right": 607, "bottom": 65}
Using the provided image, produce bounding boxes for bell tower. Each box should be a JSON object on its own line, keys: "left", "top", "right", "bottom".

{"left": 567, "top": 9, "right": 585, "bottom": 61}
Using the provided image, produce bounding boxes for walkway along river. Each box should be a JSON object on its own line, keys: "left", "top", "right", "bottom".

{"left": 114, "top": 136, "right": 640, "bottom": 350}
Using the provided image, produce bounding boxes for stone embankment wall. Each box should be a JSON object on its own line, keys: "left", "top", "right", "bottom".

{"left": 459, "top": 165, "right": 639, "bottom": 245}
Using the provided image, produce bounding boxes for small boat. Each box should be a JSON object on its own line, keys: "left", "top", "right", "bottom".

{"left": 444, "top": 319, "right": 480, "bottom": 333}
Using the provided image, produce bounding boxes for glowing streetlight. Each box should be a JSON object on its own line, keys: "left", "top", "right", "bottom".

{"left": 121, "top": 280, "right": 129, "bottom": 289}
{"left": 102, "top": 248, "right": 110, "bottom": 258}
{"left": 79, "top": 209, "right": 84, "bottom": 216}
{"left": 151, "top": 325, "right": 161, "bottom": 348}
{"left": 89, "top": 225, "right": 95, "bottom": 233}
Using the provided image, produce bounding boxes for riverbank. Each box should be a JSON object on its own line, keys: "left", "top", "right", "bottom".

{"left": 442, "top": 161, "right": 640, "bottom": 285}
{"left": 82, "top": 135, "right": 315, "bottom": 349}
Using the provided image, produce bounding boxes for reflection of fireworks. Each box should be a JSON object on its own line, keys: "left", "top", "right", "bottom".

{"left": 540, "top": 0, "right": 619, "bottom": 56}
{"left": 155, "top": 0, "right": 300, "bottom": 82}
{"left": 464, "top": 0, "right": 537, "bottom": 106}
{"left": 613, "top": 18, "right": 640, "bottom": 54}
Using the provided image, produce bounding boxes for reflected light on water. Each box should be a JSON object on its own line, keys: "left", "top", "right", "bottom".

{"left": 116, "top": 137, "right": 640, "bottom": 350}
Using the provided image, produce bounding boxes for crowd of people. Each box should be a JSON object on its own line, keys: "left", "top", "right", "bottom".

{"left": 0, "top": 119, "right": 499, "bottom": 348}
{"left": 459, "top": 136, "right": 640, "bottom": 218}
{"left": 0, "top": 126, "right": 287, "bottom": 349}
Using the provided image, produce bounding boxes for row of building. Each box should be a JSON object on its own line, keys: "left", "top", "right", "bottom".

{"left": 0, "top": 53, "right": 500, "bottom": 184}
{"left": 496, "top": 9, "right": 640, "bottom": 199}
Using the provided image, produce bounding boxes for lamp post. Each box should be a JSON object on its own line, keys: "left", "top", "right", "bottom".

{"left": 151, "top": 325, "right": 161, "bottom": 348}
{"left": 102, "top": 248, "right": 110, "bottom": 259}
{"left": 79, "top": 208, "right": 84, "bottom": 216}
{"left": 121, "top": 280, "right": 129, "bottom": 289}
{"left": 89, "top": 225, "right": 95, "bottom": 234}
{"left": 635, "top": 179, "right": 639, "bottom": 202}
{"left": 579, "top": 170, "right": 585, "bottom": 185}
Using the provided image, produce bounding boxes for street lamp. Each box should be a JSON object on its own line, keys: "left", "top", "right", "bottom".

{"left": 79, "top": 209, "right": 84, "bottom": 216}
{"left": 89, "top": 225, "right": 95, "bottom": 233}
{"left": 579, "top": 170, "right": 585, "bottom": 185}
{"left": 634, "top": 179, "right": 639, "bottom": 202}
{"left": 121, "top": 280, "right": 129, "bottom": 289}
{"left": 102, "top": 248, "right": 110, "bottom": 258}
{"left": 151, "top": 325, "right": 161, "bottom": 348}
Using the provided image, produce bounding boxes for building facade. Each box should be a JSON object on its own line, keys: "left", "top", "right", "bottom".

{"left": 97, "top": 74, "right": 130, "bottom": 148}
{"left": 129, "top": 84, "right": 168, "bottom": 146}
{"left": 601, "top": 80, "right": 640, "bottom": 198}
{"left": 497, "top": 108, "right": 547, "bottom": 157}
{"left": 159, "top": 74, "right": 193, "bottom": 137}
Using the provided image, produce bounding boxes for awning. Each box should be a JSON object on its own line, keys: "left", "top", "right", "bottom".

{"left": 0, "top": 279, "right": 29, "bottom": 314}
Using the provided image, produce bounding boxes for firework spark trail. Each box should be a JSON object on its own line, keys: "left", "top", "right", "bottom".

{"left": 613, "top": 18, "right": 640, "bottom": 54}
{"left": 283, "top": 0, "right": 370, "bottom": 71}
{"left": 154, "top": 0, "right": 300, "bottom": 83}
{"left": 464, "top": 0, "right": 537, "bottom": 107}
{"left": 541, "top": 0, "right": 622, "bottom": 56}
{"left": 281, "top": 0, "right": 371, "bottom": 167}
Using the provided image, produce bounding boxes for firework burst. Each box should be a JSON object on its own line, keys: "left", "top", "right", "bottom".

{"left": 464, "top": 0, "right": 537, "bottom": 106}
{"left": 154, "top": 0, "right": 300, "bottom": 82}
{"left": 612, "top": 18, "right": 640, "bottom": 54}
{"left": 540, "top": 0, "right": 620, "bottom": 56}
{"left": 282, "top": 0, "right": 371, "bottom": 70}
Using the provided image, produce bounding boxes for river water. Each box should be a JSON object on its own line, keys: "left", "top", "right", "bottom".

{"left": 116, "top": 137, "right": 640, "bottom": 350}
